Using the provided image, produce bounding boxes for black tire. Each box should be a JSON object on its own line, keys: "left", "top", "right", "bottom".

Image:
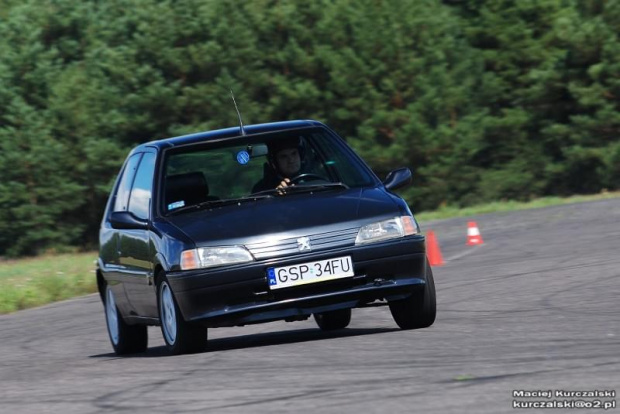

{"left": 389, "top": 262, "right": 436, "bottom": 330}
{"left": 313, "top": 308, "right": 352, "bottom": 331}
{"left": 104, "top": 285, "right": 148, "bottom": 355}
{"left": 157, "top": 276, "right": 207, "bottom": 355}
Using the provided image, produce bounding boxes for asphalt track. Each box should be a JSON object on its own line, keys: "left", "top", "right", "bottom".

{"left": 1, "top": 198, "right": 619, "bottom": 413}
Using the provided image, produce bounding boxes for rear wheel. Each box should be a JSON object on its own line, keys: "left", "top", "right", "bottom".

{"left": 389, "top": 263, "right": 436, "bottom": 330}
{"left": 105, "top": 285, "right": 148, "bottom": 355}
{"left": 158, "top": 277, "right": 207, "bottom": 354}
{"left": 313, "top": 308, "right": 352, "bottom": 331}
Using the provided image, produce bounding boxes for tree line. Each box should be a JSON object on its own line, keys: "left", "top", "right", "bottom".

{"left": 0, "top": 0, "right": 618, "bottom": 256}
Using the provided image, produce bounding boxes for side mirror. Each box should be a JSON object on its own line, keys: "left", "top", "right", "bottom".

{"left": 383, "top": 167, "right": 412, "bottom": 191}
{"left": 110, "top": 211, "right": 149, "bottom": 230}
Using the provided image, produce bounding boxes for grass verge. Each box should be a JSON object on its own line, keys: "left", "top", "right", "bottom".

{"left": 415, "top": 190, "right": 620, "bottom": 222}
{"left": 0, "top": 252, "right": 98, "bottom": 314}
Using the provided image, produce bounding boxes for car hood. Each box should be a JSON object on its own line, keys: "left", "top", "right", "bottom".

{"left": 164, "top": 187, "right": 400, "bottom": 245}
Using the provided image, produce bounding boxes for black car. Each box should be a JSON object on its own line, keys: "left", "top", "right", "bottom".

{"left": 97, "top": 120, "right": 436, "bottom": 355}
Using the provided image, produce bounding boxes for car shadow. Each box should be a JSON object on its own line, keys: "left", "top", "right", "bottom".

{"left": 89, "top": 326, "right": 400, "bottom": 358}
{"left": 207, "top": 326, "right": 400, "bottom": 352}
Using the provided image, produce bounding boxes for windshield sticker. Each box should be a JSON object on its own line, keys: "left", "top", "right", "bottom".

{"left": 236, "top": 150, "right": 250, "bottom": 165}
{"left": 168, "top": 200, "right": 185, "bottom": 210}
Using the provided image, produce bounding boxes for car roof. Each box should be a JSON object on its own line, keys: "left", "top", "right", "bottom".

{"left": 133, "top": 120, "right": 326, "bottom": 153}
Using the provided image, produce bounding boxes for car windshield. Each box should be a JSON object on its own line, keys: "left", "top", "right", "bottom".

{"left": 161, "top": 127, "right": 376, "bottom": 214}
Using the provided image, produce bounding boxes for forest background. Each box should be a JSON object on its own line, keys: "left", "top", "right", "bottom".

{"left": 0, "top": 0, "right": 618, "bottom": 257}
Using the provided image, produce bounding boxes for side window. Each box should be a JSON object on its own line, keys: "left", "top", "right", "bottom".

{"left": 128, "top": 152, "right": 156, "bottom": 220}
{"left": 113, "top": 153, "right": 143, "bottom": 212}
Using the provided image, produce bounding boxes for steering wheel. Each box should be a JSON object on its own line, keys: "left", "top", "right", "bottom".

{"left": 289, "top": 173, "right": 330, "bottom": 185}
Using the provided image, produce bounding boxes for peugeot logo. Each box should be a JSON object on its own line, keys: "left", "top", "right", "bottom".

{"left": 297, "top": 236, "right": 311, "bottom": 251}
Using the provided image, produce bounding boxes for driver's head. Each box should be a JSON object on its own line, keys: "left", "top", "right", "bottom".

{"left": 268, "top": 137, "right": 302, "bottom": 178}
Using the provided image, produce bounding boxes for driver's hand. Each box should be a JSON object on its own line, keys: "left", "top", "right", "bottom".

{"left": 276, "top": 178, "right": 292, "bottom": 194}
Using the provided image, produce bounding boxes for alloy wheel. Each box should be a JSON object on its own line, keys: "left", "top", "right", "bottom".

{"left": 105, "top": 287, "right": 119, "bottom": 345}
{"left": 160, "top": 282, "right": 177, "bottom": 345}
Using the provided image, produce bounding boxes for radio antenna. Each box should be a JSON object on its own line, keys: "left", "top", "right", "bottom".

{"left": 230, "top": 89, "right": 246, "bottom": 136}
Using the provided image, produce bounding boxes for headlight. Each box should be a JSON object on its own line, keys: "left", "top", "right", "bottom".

{"left": 355, "top": 216, "right": 419, "bottom": 245}
{"left": 180, "top": 246, "right": 254, "bottom": 270}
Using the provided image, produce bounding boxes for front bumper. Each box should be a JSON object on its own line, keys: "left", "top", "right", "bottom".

{"left": 167, "top": 236, "right": 427, "bottom": 327}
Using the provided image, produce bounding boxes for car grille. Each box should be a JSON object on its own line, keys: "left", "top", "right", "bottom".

{"left": 245, "top": 227, "right": 359, "bottom": 260}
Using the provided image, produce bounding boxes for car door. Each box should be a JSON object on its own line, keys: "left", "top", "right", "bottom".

{"left": 118, "top": 151, "right": 159, "bottom": 318}
{"left": 101, "top": 152, "right": 143, "bottom": 316}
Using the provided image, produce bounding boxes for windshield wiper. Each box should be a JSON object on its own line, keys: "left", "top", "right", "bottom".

{"left": 249, "top": 188, "right": 281, "bottom": 197}
{"left": 248, "top": 182, "right": 349, "bottom": 198}
{"left": 284, "top": 182, "right": 350, "bottom": 193}
{"left": 167, "top": 195, "right": 274, "bottom": 215}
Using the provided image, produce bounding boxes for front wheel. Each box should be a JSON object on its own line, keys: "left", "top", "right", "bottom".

{"left": 105, "top": 285, "right": 148, "bottom": 355}
{"left": 158, "top": 277, "right": 207, "bottom": 354}
{"left": 313, "top": 308, "right": 352, "bottom": 331}
{"left": 389, "top": 263, "right": 436, "bottom": 330}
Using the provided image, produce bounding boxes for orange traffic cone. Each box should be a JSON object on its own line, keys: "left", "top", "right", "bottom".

{"left": 466, "top": 221, "right": 484, "bottom": 245}
{"left": 426, "top": 230, "right": 444, "bottom": 266}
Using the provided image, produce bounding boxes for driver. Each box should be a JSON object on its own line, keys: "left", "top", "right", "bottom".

{"left": 252, "top": 137, "right": 303, "bottom": 193}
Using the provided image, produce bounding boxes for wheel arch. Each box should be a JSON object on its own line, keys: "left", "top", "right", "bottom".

{"left": 96, "top": 269, "right": 106, "bottom": 304}
{"left": 154, "top": 264, "right": 165, "bottom": 287}
{"left": 153, "top": 252, "right": 170, "bottom": 285}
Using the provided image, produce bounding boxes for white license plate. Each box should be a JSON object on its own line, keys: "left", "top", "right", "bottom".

{"left": 267, "top": 256, "right": 354, "bottom": 290}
